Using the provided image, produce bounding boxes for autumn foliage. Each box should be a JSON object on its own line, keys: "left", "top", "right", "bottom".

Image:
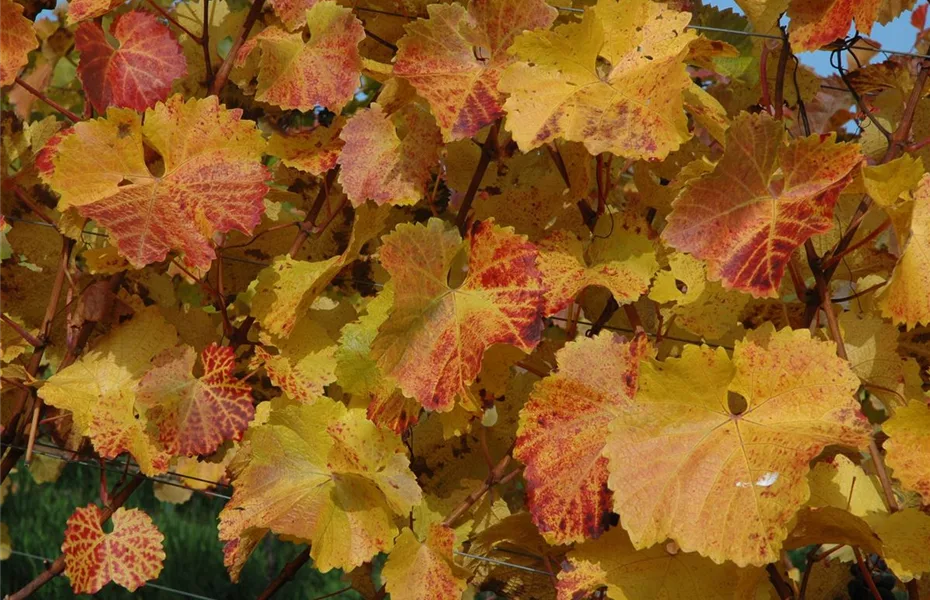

{"left": 2, "top": 0, "right": 930, "bottom": 597}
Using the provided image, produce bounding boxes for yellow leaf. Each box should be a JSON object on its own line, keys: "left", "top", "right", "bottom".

{"left": 557, "top": 526, "right": 767, "bottom": 600}
{"left": 499, "top": 0, "right": 695, "bottom": 158}
{"left": 878, "top": 173, "right": 930, "bottom": 328}
{"left": 807, "top": 454, "right": 886, "bottom": 517}
{"left": 382, "top": 525, "right": 469, "bottom": 600}
{"left": 218, "top": 400, "right": 421, "bottom": 572}
{"left": 883, "top": 400, "right": 930, "bottom": 504}
{"left": 38, "top": 307, "right": 177, "bottom": 475}
{"left": 866, "top": 508, "right": 930, "bottom": 581}
{"left": 604, "top": 325, "right": 871, "bottom": 566}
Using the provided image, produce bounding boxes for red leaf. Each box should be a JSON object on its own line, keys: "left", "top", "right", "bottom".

{"left": 76, "top": 11, "right": 187, "bottom": 114}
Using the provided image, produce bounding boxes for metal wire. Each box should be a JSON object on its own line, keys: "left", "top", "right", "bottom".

{"left": 352, "top": 4, "right": 930, "bottom": 61}
{"left": 453, "top": 550, "right": 551, "bottom": 576}
{"left": 8, "top": 551, "right": 221, "bottom": 600}
{"left": 1, "top": 442, "right": 233, "bottom": 500}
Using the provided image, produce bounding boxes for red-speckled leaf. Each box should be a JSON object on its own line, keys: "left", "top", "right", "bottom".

{"left": 0, "top": 0, "right": 38, "bottom": 86}
{"left": 38, "top": 95, "right": 269, "bottom": 269}
{"left": 603, "top": 325, "right": 872, "bottom": 567}
{"left": 499, "top": 0, "right": 696, "bottom": 158}
{"left": 337, "top": 102, "right": 441, "bottom": 207}
{"left": 67, "top": 0, "right": 122, "bottom": 24}
{"left": 514, "top": 332, "right": 648, "bottom": 544}
{"left": 268, "top": 0, "right": 320, "bottom": 30}
{"left": 393, "top": 0, "right": 556, "bottom": 141}
{"left": 75, "top": 11, "right": 187, "bottom": 114}
{"left": 137, "top": 343, "right": 254, "bottom": 456}
{"left": 372, "top": 218, "right": 544, "bottom": 412}
{"left": 537, "top": 229, "right": 659, "bottom": 316}
{"left": 266, "top": 117, "right": 345, "bottom": 176}
{"left": 662, "top": 112, "right": 861, "bottom": 298}
{"left": 62, "top": 505, "right": 165, "bottom": 594}
{"left": 235, "top": 1, "right": 363, "bottom": 112}
{"left": 789, "top": 0, "right": 882, "bottom": 52}
{"left": 382, "top": 525, "right": 469, "bottom": 600}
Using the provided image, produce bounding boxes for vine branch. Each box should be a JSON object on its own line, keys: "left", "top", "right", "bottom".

{"left": 210, "top": 0, "right": 266, "bottom": 95}
{"left": 456, "top": 120, "right": 500, "bottom": 235}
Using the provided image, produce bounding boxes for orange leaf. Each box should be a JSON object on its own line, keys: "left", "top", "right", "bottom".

{"left": 75, "top": 11, "right": 187, "bottom": 114}
{"left": 235, "top": 1, "right": 364, "bottom": 112}
{"left": 138, "top": 343, "right": 254, "bottom": 456}
{"left": 67, "top": 0, "right": 122, "bottom": 23}
{"left": 62, "top": 505, "right": 165, "bottom": 594}
{"left": 663, "top": 112, "right": 861, "bottom": 297}
{"left": 337, "top": 102, "right": 441, "bottom": 207}
{"left": 394, "top": 0, "right": 556, "bottom": 141}
{"left": 0, "top": 0, "right": 38, "bottom": 86}
{"left": 266, "top": 117, "right": 345, "bottom": 176}
{"left": 604, "top": 325, "right": 872, "bottom": 566}
{"left": 789, "top": 0, "right": 881, "bottom": 52}
{"left": 372, "top": 219, "right": 544, "bottom": 412}
{"left": 38, "top": 95, "right": 269, "bottom": 269}
{"left": 514, "top": 332, "right": 648, "bottom": 544}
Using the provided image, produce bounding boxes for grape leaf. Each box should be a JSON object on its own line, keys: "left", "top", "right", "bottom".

{"left": 38, "top": 306, "right": 177, "bottom": 475}
{"left": 75, "top": 11, "right": 187, "bottom": 114}
{"left": 393, "top": 0, "right": 556, "bottom": 141}
{"left": 255, "top": 318, "right": 338, "bottom": 404}
{"left": 38, "top": 95, "right": 269, "bottom": 269}
{"left": 0, "top": 0, "right": 38, "bottom": 86}
{"left": 557, "top": 527, "right": 767, "bottom": 600}
{"left": 268, "top": 0, "right": 320, "bottom": 31}
{"left": 219, "top": 400, "right": 421, "bottom": 572}
{"left": 137, "top": 343, "right": 254, "bottom": 456}
{"left": 883, "top": 401, "right": 930, "bottom": 503}
{"left": 537, "top": 229, "right": 658, "bottom": 316}
{"left": 866, "top": 508, "right": 930, "bottom": 581}
{"left": 499, "top": 0, "right": 696, "bottom": 158}
{"left": 337, "top": 102, "right": 441, "bottom": 207}
{"left": 877, "top": 173, "right": 930, "bottom": 328}
{"left": 382, "top": 525, "right": 469, "bottom": 600}
{"left": 62, "top": 505, "right": 165, "bottom": 594}
{"left": 604, "top": 325, "right": 872, "bottom": 566}
{"left": 234, "top": 1, "right": 363, "bottom": 112}
{"left": 250, "top": 203, "right": 388, "bottom": 338}
{"left": 67, "top": 0, "right": 122, "bottom": 23}
{"left": 266, "top": 117, "right": 345, "bottom": 176}
{"left": 372, "top": 218, "right": 544, "bottom": 412}
{"left": 514, "top": 332, "right": 648, "bottom": 544}
{"left": 788, "top": 0, "right": 882, "bottom": 52}
{"left": 807, "top": 455, "right": 886, "bottom": 517}
{"left": 663, "top": 112, "right": 862, "bottom": 297}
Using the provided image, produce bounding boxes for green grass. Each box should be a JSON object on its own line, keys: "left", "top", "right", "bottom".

{"left": 1, "top": 463, "right": 360, "bottom": 599}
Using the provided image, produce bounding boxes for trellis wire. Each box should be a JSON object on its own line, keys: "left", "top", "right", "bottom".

{"left": 352, "top": 4, "right": 930, "bottom": 61}
{"left": 8, "top": 551, "right": 220, "bottom": 600}
{"left": 3, "top": 442, "right": 555, "bottom": 578}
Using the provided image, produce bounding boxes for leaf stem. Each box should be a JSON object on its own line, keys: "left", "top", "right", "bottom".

{"left": 822, "top": 218, "right": 890, "bottom": 270}
{"left": 145, "top": 0, "right": 202, "bottom": 42}
{"left": 456, "top": 120, "right": 500, "bottom": 235}
{"left": 256, "top": 546, "right": 313, "bottom": 600}
{"left": 6, "top": 473, "right": 146, "bottom": 600}
{"left": 11, "top": 185, "right": 57, "bottom": 227}
{"left": 210, "top": 0, "right": 266, "bottom": 96}
{"left": 289, "top": 168, "right": 338, "bottom": 257}
{"left": 1, "top": 314, "right": 43, "bottom": 348}
{"left": 201, "top": 0, "right": 215, "bottom": 86}
{"left": 853, "top": 547, "right": 883, "bottom": 600}
{"left": 766, "top": 564, "right": 793, "bottom": 600}
{"left": 772, "top": 28, "right": 790, "bottom": 120}
{"left": 442, "top": 453, "right": 513, "bottom": 528}
{"left": 13, "top": 77, "right": 81, "bottom": 123}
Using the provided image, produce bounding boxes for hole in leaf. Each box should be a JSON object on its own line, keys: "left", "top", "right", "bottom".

{"left": 727, "top": 391, "right": 748, "bottom": 415}
{"left": 117, "top": 179, "right": 133, "bottom": 187}
{"left": 674, "top": 279, "right": 688, "bottom": 294}
{"left": 595, "top": 56, "right": 612, "bottom": 79}
{"left": 473, "top": 46, "right": 491, "bottom": 62}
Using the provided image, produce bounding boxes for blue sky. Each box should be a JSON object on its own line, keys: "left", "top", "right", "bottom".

{"left": 708, "top": 0, "right": 923, "bottom": 74}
